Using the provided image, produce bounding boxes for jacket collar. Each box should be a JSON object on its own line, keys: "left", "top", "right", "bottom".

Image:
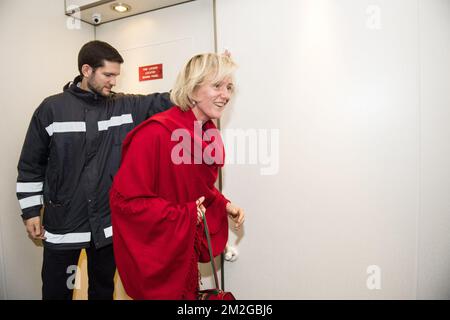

{"left": 64, "top": 75, "right": 113, "bottom": 103}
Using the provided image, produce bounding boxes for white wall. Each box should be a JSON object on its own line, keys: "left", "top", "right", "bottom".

{"left": 418, "top": 0, "right": 450, "bottom": 300}
{"left": 0, "top": 0, "right": 94, "bottom": 299}
{"left": 216, "top": 0, "right": 449, "bottom": 299}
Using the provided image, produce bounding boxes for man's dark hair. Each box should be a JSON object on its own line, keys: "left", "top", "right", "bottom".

{"left": 78, "top": 40, "right": 124, "bottom": 75}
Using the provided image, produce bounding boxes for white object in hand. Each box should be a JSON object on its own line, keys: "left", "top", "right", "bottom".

{"left": 224, "top": 245, "right": 239, "bottom": 262}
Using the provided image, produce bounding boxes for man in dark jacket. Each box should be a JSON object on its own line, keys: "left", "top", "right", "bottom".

{"left": 16, "top": 40, "right": 172, "bottom": 300}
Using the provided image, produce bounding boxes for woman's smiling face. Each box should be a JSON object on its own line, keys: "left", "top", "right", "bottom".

{"left": 191, "top": 76, "right": 234, "bottom": 121}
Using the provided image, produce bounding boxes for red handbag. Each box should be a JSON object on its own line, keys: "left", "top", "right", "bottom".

{"left": 197, "top": 289, "right": 235, "bottom": 300}
{"left": 197, "top": 211, "right": 236, "bottom": 300}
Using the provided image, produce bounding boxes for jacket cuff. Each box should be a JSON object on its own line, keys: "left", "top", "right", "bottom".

{"left": 21, "top": 209, "right": 41, "bottom": 221}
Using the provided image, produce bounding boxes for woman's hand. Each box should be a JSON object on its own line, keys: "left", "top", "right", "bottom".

{"left": 226, "top": 202, "right": 245, "bottom": 230}
{"left": 196, "top": 196, "right": 206, "bottom": 225}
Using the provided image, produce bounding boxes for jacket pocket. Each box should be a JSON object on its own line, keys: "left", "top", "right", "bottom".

{"left": 43, "top": 201, "right": 68, "bottom": 231}
{"left": 44, "top": 165, "right": 60, "bottom": 203}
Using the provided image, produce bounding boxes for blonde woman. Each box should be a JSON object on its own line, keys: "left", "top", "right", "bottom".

{"left": 110, "top": 53, "right": 245, "bottom": 300}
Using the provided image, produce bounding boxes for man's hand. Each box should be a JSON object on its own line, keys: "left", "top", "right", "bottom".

{"left": 226, "top": 202, "right": 245, "bottom": 230}
{"left": 24, "top": 216, "right": 46, "bottom": 240}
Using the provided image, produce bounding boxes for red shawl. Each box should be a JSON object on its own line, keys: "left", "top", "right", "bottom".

{"left": 110, "top": 106, "right": 229, "bottom": 300}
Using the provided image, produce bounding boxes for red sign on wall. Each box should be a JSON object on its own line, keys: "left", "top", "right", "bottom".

{"left": 139, "top": 64, "right": 163, "bottom": 81}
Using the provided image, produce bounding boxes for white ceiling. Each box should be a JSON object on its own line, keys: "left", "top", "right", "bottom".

{"left": 65, "top": 0, "right": 197, "bottom": 26}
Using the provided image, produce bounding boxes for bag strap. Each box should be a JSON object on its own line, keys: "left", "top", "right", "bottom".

{"left": 201, "top": 210, "right": 221, "bottom": 290}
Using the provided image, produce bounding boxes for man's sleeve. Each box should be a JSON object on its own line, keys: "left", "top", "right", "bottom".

{"left": 16, "top": 104, "right": 51, "bottom": 220}
{"left": 129, "top": 92, "right": 173, "bottom": 124}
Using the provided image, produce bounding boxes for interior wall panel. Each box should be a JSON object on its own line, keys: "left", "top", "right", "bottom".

{"left": 216, "top": 0, "right": 420, "bottom": 299}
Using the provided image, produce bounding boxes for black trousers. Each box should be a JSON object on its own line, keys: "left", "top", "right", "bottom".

{"left": 41, "top": 244, "right": 116, "bottom": 300}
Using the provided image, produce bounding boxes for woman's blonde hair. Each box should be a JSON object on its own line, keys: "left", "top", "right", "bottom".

{"left": 170, "top": 53, "right": 237, "bottom": 111}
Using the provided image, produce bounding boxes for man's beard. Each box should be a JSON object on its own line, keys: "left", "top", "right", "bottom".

{"left": 87, "top": 77, "right": 109, "bottom": 97}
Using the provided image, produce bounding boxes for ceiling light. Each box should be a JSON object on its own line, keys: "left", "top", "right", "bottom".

{"left": 111, "top": 3, "right": 131, "bottom": 13}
